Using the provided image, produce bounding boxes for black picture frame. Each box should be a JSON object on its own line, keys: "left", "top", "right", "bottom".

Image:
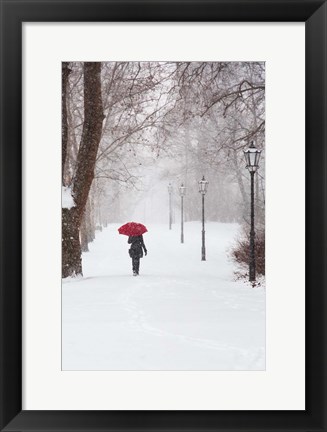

{"left": 0, "top": 0, "right": 326, "bottom": 431}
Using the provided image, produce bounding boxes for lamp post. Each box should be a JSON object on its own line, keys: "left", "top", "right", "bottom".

{"left": 179, "top": 183, "right": 186, "bottom": 243}
{"left": 168, "top": 183, "right": 173, "bottom": 230}
{"left": 198, "top": 176, "right": 209, "bottom": 261}
{"left": 243, "top": 141, "right": 262, "bottom": 282}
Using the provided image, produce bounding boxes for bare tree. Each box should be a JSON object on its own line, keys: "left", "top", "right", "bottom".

{"left": 62, "top": 62, "right": 104, "bottom": 277}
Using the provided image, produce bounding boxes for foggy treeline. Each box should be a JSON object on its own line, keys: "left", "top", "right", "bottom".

{"left": 62, "top": 61, "right": 265, "bottom": 277}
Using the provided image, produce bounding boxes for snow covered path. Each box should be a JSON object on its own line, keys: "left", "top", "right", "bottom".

{"left": 62, "top": 222, "right": 265, "bottom": 370}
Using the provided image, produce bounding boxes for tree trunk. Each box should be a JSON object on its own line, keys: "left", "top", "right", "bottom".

{"left": 80, "top": 210, "right": 89, "bottom": 253}
{"left": 88, "top": 192, "right": 96, "bottom": 242}
{"left": 62, "top": 62, "right": 104, "bottom": 277}
{"left": 72, "top": 63, "right": 104, "bottom": 215}
{"left": 62, "top": 208, "right": 82, "bottom": 277}
{"left": 80, "top": 197, "right": 95, "bottom": 252}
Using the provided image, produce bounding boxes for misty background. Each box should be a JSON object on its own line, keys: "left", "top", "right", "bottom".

{"left": 63, "top": 61, "right": 265, "bottom": 235}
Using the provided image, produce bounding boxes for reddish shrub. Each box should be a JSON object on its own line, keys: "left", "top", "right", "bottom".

{"left": 231, "top": 229, "right": 265, "bottom": 276}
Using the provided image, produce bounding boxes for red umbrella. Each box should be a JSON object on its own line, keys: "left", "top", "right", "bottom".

{"left": 118, "top": 222, "right": 148, "bottom": 236}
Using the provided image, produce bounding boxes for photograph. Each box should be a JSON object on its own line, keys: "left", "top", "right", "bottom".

{"left": 1, "top": 0, "right": 326, "bottom": 429}
{"left": 62, "top": 61, "right": 266, "bottom": 371}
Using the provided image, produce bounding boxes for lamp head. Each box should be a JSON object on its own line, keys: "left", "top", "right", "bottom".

{"left": 243, "top": 141, "right": 262, "bottom": 173}
{"left": 179, "top": 183, "right": 186, "bottom": 196}
{"left": 198, "top": 176, "right": 209, "bottom": 195}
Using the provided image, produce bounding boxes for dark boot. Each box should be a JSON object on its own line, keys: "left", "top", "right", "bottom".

{"left": 132, "top": 257, "right": 138, "bottom": 276}
{"left": 136, "top": 258, "right": 140, "bottom": 275}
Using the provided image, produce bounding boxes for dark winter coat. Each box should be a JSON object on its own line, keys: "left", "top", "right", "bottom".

{"left": 128, "top": 235, "right": 147, "bottom": 258}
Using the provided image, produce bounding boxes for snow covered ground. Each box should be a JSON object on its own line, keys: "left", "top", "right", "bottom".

{"left": 62, "top": 222, "right": 265, "bottom": 370}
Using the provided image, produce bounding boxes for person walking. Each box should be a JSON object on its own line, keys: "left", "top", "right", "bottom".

{"left": 128, "top": 235, "right": 147, "bottom": 276}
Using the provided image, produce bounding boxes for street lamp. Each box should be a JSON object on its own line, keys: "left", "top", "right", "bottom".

{"left": 198, "top": 176, "right": 209, "bottom": 261}
{"left": 244, "top": 141, "right": 262, "bottom": 282}
{"left": 168, "top": 183, "right": 173, "bottom": 230}
{"left": 179, "top": 183, "right": 186, "bottom": 243}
